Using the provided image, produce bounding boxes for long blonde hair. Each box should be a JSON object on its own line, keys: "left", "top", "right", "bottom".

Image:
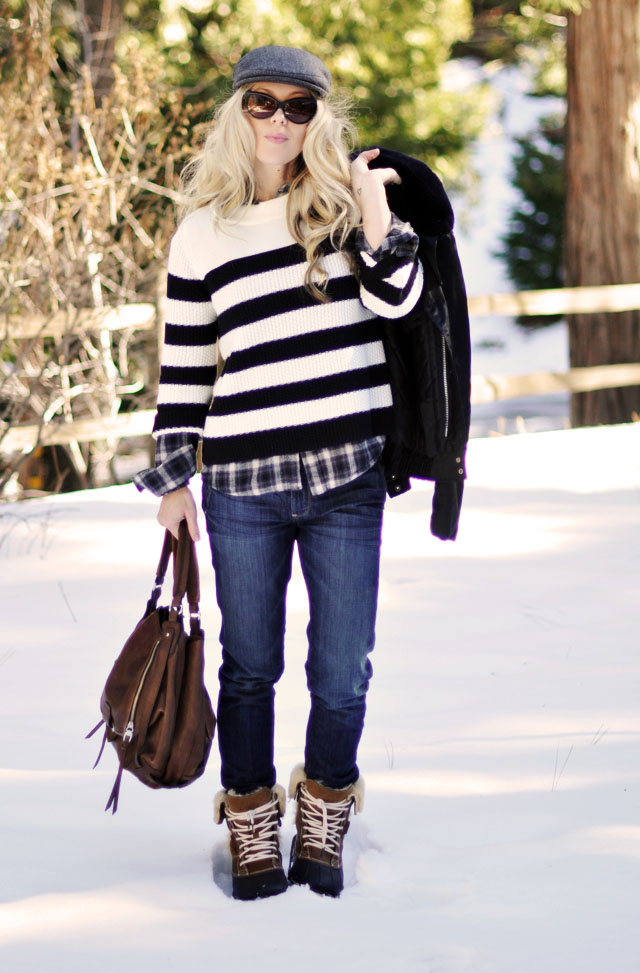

{"left": 178, "top": 86, "right": 362, "bottom": 300}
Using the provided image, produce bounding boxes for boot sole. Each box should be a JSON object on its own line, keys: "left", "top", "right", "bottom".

{"left": 287, "top": 837, "right": 343, "bottom": 897}
{"left": 232, "top": 867, "right": 288, "bottom": 901}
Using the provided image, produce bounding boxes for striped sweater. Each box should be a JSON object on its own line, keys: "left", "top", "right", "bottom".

{"left": 153, "top": 194, "right": 423, "bottom": 464}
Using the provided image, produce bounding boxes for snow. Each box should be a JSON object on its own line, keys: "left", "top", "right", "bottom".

{"left": 2, "top": 422, "right": 639, "bottom": 972}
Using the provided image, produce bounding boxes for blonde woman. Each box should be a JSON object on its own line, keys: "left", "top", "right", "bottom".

{"left": 134, "top": 46, "right": 423, "bottom": 900}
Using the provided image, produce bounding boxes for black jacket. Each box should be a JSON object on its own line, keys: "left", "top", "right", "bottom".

{"left": 365, "top": 147, "right": 471, "bottom": 541}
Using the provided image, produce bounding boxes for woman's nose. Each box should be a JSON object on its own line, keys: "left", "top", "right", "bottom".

{"left": 271, "top": 108, "right": 287, "bottom": 124}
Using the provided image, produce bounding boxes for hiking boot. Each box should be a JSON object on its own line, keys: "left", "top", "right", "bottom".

{"left": 214, "top": 784, "right": 288, "bottom": 900}
{"left": 287, "top": 763, "right": 364, "bottom": 897}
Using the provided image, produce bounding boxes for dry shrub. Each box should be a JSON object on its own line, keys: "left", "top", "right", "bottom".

{"left": 0, "top": 2, "right": 206, "bottom": 494}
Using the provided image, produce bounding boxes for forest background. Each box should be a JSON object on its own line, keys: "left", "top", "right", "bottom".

{"left": 1, "top": 0, "right": 638, "bottom": 496}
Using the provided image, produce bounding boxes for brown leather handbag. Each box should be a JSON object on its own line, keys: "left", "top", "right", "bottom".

{"left": 87, "top": 522, "right": 216, "bottom": 813}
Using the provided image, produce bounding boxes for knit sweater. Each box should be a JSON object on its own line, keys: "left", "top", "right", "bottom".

{"left": 153, "top": 194, "right": 423, "bottom": 464}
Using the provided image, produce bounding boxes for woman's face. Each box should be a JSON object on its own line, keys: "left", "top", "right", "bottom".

{"left": 244, "top": 82, "right": 313, "bottom": 177}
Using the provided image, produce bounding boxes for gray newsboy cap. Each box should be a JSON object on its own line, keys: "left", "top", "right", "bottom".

{"left": 232, "top": 45, "right": 331, "bottom": 97}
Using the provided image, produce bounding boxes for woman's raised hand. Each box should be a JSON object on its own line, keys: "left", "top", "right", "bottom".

{"left": 350, "top": 148, "right": 401, "bottom": 251}
{"left": 351, "top": 147, "right": 401, "bottom": 197}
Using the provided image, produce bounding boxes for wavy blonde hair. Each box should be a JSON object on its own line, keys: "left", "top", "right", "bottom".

{"left": 178, "top": 86, "right": 362, "bottom": 300}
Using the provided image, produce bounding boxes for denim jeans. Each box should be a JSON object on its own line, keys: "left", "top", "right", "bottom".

{"left": 202, "top": 462, "right": 386, "bottom": 793}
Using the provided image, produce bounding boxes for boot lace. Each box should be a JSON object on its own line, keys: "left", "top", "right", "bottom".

{"left": 299, "top": 785, "right": 353, "bottom": 857}
{"left": 225, "top": 795, "right": 281, "bottom": 867}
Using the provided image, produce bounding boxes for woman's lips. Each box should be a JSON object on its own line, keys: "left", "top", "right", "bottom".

{"left": 265, "top": 135, "right": 288, "bottom": 143}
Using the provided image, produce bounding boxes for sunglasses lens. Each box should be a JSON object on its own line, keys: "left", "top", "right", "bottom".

{"left": 243, "top": 92, "right": 277, "bottom": 117}
{"left": 284, "top": 99, "right": 317, "bottom": 124}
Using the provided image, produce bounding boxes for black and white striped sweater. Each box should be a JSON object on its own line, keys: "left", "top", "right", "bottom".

{"left": 153, "top": 194, "right": 423, "bottom": 464}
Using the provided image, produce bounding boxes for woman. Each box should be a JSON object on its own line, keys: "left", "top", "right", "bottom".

{"left": 134, "top": 45, "right": 423, "bottom": 900}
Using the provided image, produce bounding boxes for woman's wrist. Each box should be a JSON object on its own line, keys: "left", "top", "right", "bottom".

{"left": 359, "top": 209, "right": 392, "bottom": 252}
{"left": 356, "top": 179, "right": 391, "bottom": 249}
{"left": 351, "top": 148, "right": 398, "bottom": 251}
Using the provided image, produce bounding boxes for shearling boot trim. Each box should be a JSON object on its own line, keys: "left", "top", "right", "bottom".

{"left": 288, "top": 763, "right": 308, "bottom": 801}
{"left": 272, "top": 783, "right": 287, "bottom": 816}
{"left": 214, "top": 784, "right": 286, "bottom": 823}
{"left": 287, "top": 762, "right": 365, "bottom": 813}
{"left": 213, "top": 788, "right": 226, "bottom": 824}
{"left": 351, "top": 775, "right": 365, "bottom": 813}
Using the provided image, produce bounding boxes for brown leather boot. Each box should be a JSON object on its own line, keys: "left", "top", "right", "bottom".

{"left": 214, "top": 785, "right": 288, "bottom": 900}
{"left": 287, "top": 763, "right": 365, "bottom": 897}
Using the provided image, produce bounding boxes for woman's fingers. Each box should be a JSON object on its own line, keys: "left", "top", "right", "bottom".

{"left": 357, "top": 147, "right": 381, "bottom": 162}
{"left": 157, "top": 486, "right": 201, "bottom": 541}
{"left": 375, "top": 167, "right": 402, "bottom": 186}
{"left": 351, "top": 150, "right": 402, "bottom": 189}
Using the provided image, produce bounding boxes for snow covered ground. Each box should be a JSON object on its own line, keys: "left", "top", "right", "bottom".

{"left": 1, "top": 421, "right": 639, "bottom": 972}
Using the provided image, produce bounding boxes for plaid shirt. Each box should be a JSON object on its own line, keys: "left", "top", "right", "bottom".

{"left": 133, "top": 433, "right": 385, "bottom": 497}
{"left": 133, "top": 215, "right": 414, "bottom": 498}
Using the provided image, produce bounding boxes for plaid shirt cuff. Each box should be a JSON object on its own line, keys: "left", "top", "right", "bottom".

{"left": 355, "top": 213, "right": 419, "bottom": 261}
{"left": 132, "top": 432, "right": 198, "bottom": 496}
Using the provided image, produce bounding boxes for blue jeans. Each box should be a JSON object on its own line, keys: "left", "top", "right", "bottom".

{"left": 202, "top": 462, "right": 386, "bottom": 793}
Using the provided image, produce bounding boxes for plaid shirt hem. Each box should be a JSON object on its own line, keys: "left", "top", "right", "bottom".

{"left": 133, "top": 433, "right": 385, "bottom": 497}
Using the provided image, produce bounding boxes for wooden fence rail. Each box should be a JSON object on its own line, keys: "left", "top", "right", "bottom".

{"left": 467, "top": 282, "right": 640, "bottom": 317}
{"left": 471, "top": 363, "right": 640, "bottom": 404}
{"left": 2, "top": 302, "right": 156, "bottom": 340}
{"left": 5, "top": 283, "right": 638, "bottom": 336}
{"left": 2, "top": 285, "right": 640, "bottom": 457}
{"left": 3, "top": 362, "right": 640, "bottom": 454}
{"left": 0, "top": 410, "right": 156, "bottom": 454}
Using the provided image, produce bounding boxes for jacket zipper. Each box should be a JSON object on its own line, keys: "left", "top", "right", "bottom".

{"left": 441, "top": 335, "right": 450, "bottom": 439}
{"left": 122, "top": 638, "right": 161, "bottom": 745}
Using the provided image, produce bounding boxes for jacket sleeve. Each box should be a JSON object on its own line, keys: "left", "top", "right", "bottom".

{"left": 355, "top": 215, "right": 424, "bottom": 320}
{"left": 152, "top": 227, "right": 219, "bottom": 440}
{"left": 431, "top": 481, "right": 464, "bottom": 541}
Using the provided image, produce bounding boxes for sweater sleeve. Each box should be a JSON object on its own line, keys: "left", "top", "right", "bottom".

{"left": 152, "top": 227, "right": 219, "bottom": 440}
{"left": 355, "top": 214, "right": 424, "bottom": 320}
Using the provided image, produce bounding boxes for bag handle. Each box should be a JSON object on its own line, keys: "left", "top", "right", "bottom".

{"left": 170, "top": 522, "right": 201, "bottom": 632}
{"left": 143, "top": 529, "right": 173, "bottom": 617}
{"left": 143, "top": 522, "right": 200, "bottom": 629}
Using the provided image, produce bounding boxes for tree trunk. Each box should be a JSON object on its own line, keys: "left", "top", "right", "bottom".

{"left": 565, "top": 0, "right": 640, "bottom": 426}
